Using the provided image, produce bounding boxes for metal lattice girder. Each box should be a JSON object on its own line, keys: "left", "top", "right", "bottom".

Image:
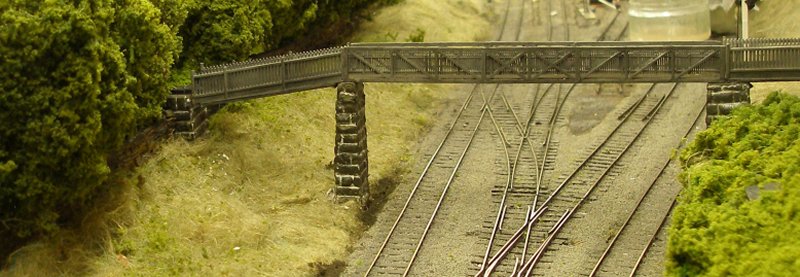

{"left": 344, "top": 41, "right": 727, "bottom": 84}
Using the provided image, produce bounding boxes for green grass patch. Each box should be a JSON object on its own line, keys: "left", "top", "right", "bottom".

{"left": 668, "top": 92, "right": 800, "bottom": 276}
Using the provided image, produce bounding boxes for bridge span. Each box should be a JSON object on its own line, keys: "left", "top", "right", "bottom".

{"left": 191, "top": 38, "right": 800, "bottom": 105}
{"left": 170, "top": 38, "right": 800, "bottom": 201}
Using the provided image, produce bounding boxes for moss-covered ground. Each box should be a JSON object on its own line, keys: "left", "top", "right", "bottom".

{"left": 667, "top": 92, "right": 800, "bottom": 276}
{"left": 665, "top": 5, "right": 800, "bottom": 276}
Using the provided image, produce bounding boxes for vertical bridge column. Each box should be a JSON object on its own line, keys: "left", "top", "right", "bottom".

{"left": 706, "top": 82, "right": 752, "bottom": 125}
{"left": 334, "top": 82, "right": 369, "bottom": 204}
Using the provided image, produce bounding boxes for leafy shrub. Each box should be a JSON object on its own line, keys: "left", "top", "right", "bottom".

{"left": 0, "top": 0, "right": 179, "bottom": 238}
{"left": 0, "top": 0, "right": 387, "bottom": 242}
{"left": 668, "top": 92, "right": 800, "bottom": 276}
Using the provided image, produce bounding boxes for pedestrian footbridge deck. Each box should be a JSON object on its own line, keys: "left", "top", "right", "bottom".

{"left": 191, "top": 38, "right": 800, "bottom": 105}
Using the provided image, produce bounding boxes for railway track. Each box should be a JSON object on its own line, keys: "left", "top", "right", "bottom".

{"left": 362, "top": 0, "right": 529, "bottom": 275}
{"left": 522, "top": 82, "right": 679, "bottom": 275}
{"left": 358, "top": 0, "right": 673, "bottom": 276}
{"left": 470, "top": 0, "right": 572, "bottom": 273}
{"left": 470, "top": 0, "right": 636, "bottom": 275}
{"left": 362, "top": 84, "right": 490, "bottom": 276}
{"left": 589, "top": 106, "right": 705, "bottom": 277}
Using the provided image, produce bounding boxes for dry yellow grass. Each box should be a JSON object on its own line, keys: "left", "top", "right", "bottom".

{"left": 748, "top": 0, "right": 800, "bottom": 102}
{"left": 0, "top": 0, "right": 492, "bottom": 276}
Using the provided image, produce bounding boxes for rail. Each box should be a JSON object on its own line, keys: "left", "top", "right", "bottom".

{"left": 189, "top": 39, "right": 800, "bottom": 105}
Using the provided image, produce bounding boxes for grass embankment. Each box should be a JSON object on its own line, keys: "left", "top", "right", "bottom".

{"left": 748, "top": 0, "right": 800, "bottom": 102}
{"left": 0, "top": 0, "right": 492, "bottom": 276}
{"left": 667, "top": 93, "right": 800, "bottom": 276}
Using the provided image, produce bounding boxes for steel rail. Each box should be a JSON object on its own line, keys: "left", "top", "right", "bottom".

{"left": 481, "top": 83, "right": 553, "bottom": 271}
{"left": 519, "top": 209, "right": 572, "bottom": 276}
{"left": 481, "top": 85, "right": 515, "bottom": 271}
{"left": 364, "top": 0, "right": 523, "bottom": 272}
{"left": 362, "top": 84, "right": 480, "bottom": 276}
{"left": 403, "top": 100, "right": 491, "bottom": 276}
{"left": 629, "top": 199, "right": 677, "bottom": 277}
{"left": 402, "top": 73, "right": 507, "bottom": 276}
{"left": 524, "top": 83, "right": 680, "bottom": 276}
{"left": 481, "top": 0, "right": 540, "bottom": 269}
{"left": 515, "top": 83, "right": 655, "bottom": 275}
{"left": 627, "top": 108, "right": 705, "bottom": 277}
{"left": 589, "top": 106, "right": 703, "bottom": 276}
{"left": 478, "top": 1, "right": 628, "bottom": 274}
{"left": 479, "top": 85, "right": 553, "bottom": 271}
{"left": 597, "top": 7, "right": 622, "bottom": 42}
{"left": 477, "top": 207, "right": 549, "bottom": 277}
{"left": 480, "top": 0, "right": 564, "bottom": 271}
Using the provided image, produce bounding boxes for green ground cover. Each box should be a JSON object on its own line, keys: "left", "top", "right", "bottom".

{"left": 668, "top": 93, "right": 800, "bottom": 276}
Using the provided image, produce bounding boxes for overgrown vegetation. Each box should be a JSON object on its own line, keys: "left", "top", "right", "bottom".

{"left": 0, "top": 0, "right": 179, "bottom": 239}
{"left": 667, "top": 92, "right": 800, "bottom": 276}
{"left": 2, "top": 0, "right": 493, "bottom": 275}
{"left": 0, "top": 0, "right": 383, "bottom": 243}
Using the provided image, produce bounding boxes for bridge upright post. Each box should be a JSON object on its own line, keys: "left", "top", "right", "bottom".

{"left": 706, "top": 82, "right": 752, "bottom": 125}
{"left": 333, "top": 82, "right": 369, "bottom": 205}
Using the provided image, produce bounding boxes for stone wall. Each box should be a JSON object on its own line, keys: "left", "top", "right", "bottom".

{"left": 706, "top": 82, "right": 752, "bottom": 124}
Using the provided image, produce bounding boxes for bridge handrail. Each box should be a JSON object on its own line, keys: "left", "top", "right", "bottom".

{"left": 191, "top": 46, "right": 344, "bottom": 103}
{"left": 190, "top": 39, "right": 800, "bottom": 105}
{"left": 725, "top": 37, "right": 800, "bottom": 48}
{"left": 197, "top": 46, "right": 344, "bottom": 74}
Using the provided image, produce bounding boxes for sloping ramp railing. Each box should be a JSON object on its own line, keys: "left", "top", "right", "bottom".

{"left": 192, "top": 47, "right": 343, "bottom": 105}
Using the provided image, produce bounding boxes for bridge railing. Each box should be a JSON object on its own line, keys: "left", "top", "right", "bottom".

{"left": 727, "top": 38, "right": 800, "bottom": 81}
{"left": 192, "top": 46, "right": 343, "bottom": 105}
{"left": 189, "top": 40, "right": 800, "bottom": 106}
{"left": 343, "top": 42, "right": 726, "bottom": 84}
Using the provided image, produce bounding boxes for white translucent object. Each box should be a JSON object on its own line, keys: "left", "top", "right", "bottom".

{"left": 628, "top": 0, "right": 711, "bottom": 41}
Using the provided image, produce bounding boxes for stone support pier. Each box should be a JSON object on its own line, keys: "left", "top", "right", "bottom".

{"left": 334, "top": 82, "right": 369, "bottom": 204}
{"left": 706, "top": 82, "right": 752, "bottom": 125}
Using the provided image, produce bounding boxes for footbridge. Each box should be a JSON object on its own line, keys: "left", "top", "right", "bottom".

{"left": 168, "top": 38, "right": 800, "bottom": 202}
{"left": 191, "top": 38, "right": 800, "bottom": 105}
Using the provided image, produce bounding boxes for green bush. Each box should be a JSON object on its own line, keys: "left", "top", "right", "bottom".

{"left": 176, "top": 0, "right": 377, "bottom": 66}
{"left": 0, "top": 0, "right": 386, "bottom": 241}
{"left": 177, "top": 0, "right": 273, "bottom": 65}
{"left": 0, "top": 0, "right": 179, "bottom": 238}
{"left": 668, "top": 92, "right": 800, "bottom": 276}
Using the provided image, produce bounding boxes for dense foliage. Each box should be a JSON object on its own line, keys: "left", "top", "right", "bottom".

{"left": 1, "top": 0, "right": 382, "bottom": 239}
{"left": 0, "top": 0, "right": 178, "bottom": 238}
{"left": 667, "top": 92, "right": 800, "bottom": 276}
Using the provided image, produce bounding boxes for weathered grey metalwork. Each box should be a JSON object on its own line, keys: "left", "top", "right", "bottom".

{"left": 344, "top": 41, "right": 725, "bottom": 84}
{"left": 727, "top": 38, "right": 800, "bottom": 81}
{"left": 190, "top": 39, "right": 800, "bottom": 105}
{"left": 192, "top": 46, "right": 343, "bottom": 105}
